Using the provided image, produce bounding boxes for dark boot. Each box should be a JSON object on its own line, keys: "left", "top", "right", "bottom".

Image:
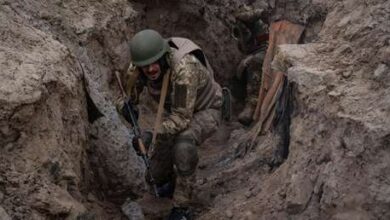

{"left": 167, "top": 207, "right": 193, "bottom": 220}
{"left": 157, "top": 180, "right": 175, "bottom": 198}
{"left": 238, "top": 104, "right": 255, "bottom": 126}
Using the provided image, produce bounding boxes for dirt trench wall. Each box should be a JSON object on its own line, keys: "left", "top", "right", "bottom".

{"left": 0, "top": 9, "right": 89, "bottom": 219}
{"left": 279, "top": 1, "right": 390, "bottom": 218}
{"left": 0, "top": 0, "right": 146, "bottom": 218}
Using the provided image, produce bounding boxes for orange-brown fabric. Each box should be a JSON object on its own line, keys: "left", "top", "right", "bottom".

{"left": 248, "top": 21, "right": 304, "bottom": 141}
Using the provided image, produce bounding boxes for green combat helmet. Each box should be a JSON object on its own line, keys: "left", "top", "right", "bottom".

{"left": 130, "top": 29, "right": 170, "bottom": 67}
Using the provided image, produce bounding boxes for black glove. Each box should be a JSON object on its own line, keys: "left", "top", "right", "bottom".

{"left": 132, "top": 130, "right": 153, "bottom": 155}
{"left": 121, "top": 99, "right": 139, "bottom": 126}
{"left": 141, "top": 130, "right": 153, "bottom": 150}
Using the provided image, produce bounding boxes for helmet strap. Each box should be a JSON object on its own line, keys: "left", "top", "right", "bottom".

{"left": 158, "top": 53, "right": 170, "bottom": 76}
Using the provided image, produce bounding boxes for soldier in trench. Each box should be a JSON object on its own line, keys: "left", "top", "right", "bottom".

{"left": 117, "top": 29, "right": 227, "bottom": 219}
{"left": 232, "top": 4, "right": 269, "bottom": 126}
{"left": 232, "top": 5, "right": 293, "bottom": 165}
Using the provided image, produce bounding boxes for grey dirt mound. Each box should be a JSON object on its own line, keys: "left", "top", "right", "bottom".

{"left": 1, "top": 0, "right": 390, "bottom": 220}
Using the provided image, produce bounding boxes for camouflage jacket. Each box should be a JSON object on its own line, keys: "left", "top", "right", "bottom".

{"left": 120, "top": 38, "right": 222, "bottom": 136}
{"left": 233, "top": 5, "right": 268, "bottom": 54}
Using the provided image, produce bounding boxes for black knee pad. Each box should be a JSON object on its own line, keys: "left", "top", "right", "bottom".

{"left": 173, "top": 136, "right": 198, "bottom": 176}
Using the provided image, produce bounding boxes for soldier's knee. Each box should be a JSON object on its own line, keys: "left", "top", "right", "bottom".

{"left": 173, "top": 136, "right": 198, "bottom": 176}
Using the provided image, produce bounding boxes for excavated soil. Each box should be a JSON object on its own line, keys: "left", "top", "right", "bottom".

{"left": 1, "top": 0, "right": 390, "bottom": 220}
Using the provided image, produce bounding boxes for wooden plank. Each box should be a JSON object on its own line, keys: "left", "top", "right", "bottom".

{"left": 253, "top": 20, "right": 304, "bottom": 121}
{"left": 249, "top": 20, "right": 304, "bottom": 143}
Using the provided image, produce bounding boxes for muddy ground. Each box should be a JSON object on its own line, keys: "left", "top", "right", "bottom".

{"left": 1, "top": 0, "right": 390, "bottom": 219}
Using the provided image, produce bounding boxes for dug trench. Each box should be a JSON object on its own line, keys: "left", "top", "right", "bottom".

{"left": 1, "top": 0, "right": 390, "bottom": 220}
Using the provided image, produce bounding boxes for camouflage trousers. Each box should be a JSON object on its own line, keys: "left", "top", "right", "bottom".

{"left": 149, "top": 108, "right": 221, "bottom": 205}
{"left": 237, "top": 48, "right": 266, "bottom": 107}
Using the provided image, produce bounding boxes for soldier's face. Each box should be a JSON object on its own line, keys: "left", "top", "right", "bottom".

{"left": 141, "top": 62, "right": 161, "bottom": 81}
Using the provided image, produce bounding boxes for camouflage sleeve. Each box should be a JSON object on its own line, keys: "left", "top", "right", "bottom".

{"left": 160, "top": 54, "right": 208, "bottom": 135}
{"left": 235, "top": 8, "right": 264, "bottom": 23}
{"left": 115, "top": 63, "right": 144, "bottom": 111}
